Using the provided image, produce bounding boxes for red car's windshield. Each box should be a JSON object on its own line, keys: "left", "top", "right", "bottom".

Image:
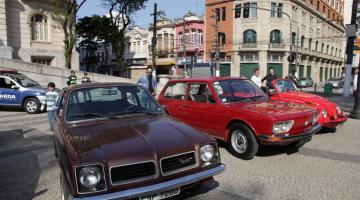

{"left": 213, "top": 79, "right": 268, "bottom": 103}
{"left": 274, "top": 80, "right": 298, "bottom": 93}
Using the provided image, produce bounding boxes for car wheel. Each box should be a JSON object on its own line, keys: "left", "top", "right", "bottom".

{"left": 24, "top": 98, "right": 41, "bottom": 114}
{"left": 60, "top": 171, "right": 70, "bottom": 200}
{"left": 227, "top": 123, "right": 259, "bottom": 160}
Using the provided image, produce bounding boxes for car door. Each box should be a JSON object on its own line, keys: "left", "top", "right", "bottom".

{"left": 0, "top": 77, "right": 21, "bottom": 105}
{"left": 158, "top": 82, "right": 188, "bottom": 121}
{"left": 183, "top": 82, "right": 219, "bottom": 135}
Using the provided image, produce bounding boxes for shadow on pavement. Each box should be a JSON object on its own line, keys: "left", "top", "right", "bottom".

{"left": 256, "top": 145, "right": 299, "bottom": 157}
{"left": 0, "top": 128, "right": 56, "bottom": 200}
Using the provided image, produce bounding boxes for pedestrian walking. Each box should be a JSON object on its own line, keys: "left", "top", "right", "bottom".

{"left": 251, "top": 67, "right": 262, "bottom": 88}
{"left": 81, "top": 72, "right": 91, "bottom": 84}
{"left": 354, "top": 67, "right": 359, "bottom": 96}
{"left": 45, "top": 82, "right": 59, "bottom": 131}
{"left": 262, "top": 67, "right": 278, "bottom": 89}
{"left": 67, "top": 70, "right": 77, "bottom": 86}
{"left": 137, "top": 67, "right": 157, "bottom": 96}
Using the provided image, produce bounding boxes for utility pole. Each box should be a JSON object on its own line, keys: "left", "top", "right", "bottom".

{"left": 150, "top": 3, "right": 158, "bottom": 74}
{"left": 183, "top": 17, "right": 187, "bottom": 74}
{"left": 295, "top": 27, "right": 300, "bottom": 78}
{"left": 350, "top": 1, "right": 360, "bottom": 119}
{"left": 344, "top": 0, "right": 358, "bottom": 97}
{"left": 210, "top": 9, "right": 220, "bottom": 77}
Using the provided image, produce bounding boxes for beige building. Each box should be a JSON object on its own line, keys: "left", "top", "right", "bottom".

{"left": 0, "top": 0, "right": 79, "bottom": 69}
{"left": 207, "top": 0, "right": 345, "bottom": 83}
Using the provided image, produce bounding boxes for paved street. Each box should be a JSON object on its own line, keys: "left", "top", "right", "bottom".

{"left": 0, "top": 106, "right": 360, "bottom": 200}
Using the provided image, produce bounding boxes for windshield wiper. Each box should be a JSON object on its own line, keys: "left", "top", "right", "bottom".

{"left": 69, "top": 113, "right": 108, "bottom": 119}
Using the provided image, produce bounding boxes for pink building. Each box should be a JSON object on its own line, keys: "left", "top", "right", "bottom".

{"left": 175, "top": 12, "right": 205, "bottom": 73}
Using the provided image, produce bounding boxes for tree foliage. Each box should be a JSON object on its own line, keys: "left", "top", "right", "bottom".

{"left": 52, "top": 0, "right": 87, "bottom": 69}
{"left": 103, "top": 0, "right": 148, "bottom": 76}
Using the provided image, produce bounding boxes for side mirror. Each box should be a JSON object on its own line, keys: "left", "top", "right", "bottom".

{"left": 11, "top": 85, "right": 19, "bottom": 89}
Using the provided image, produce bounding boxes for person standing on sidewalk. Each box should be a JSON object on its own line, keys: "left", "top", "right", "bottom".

{"left": 354, "top": 67, "right": 359, "bottom": 96}
{"left": 251, "top": 67, "right": 262, "bottom": 88}
{"left": 67, "top": 70, "right": 77, "bottom": 86}
{"left": 81, "top": 72, "right": 91, "bottom": 84}
{"left": 45, "top": 82, "right": 59, "bottom": 131}
{"left": 137, "top": 67, "right": 157, "bottom": 96}
{"left": 262, "top": 67, "right": 278, "bottom": 89}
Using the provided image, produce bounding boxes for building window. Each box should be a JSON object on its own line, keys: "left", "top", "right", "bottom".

{"left": 315, "top": 41, "right": 319, "bottom": 52}
{"left": 270, "top": 30, "right": 283, "bottom": 44}
{"left": 184, "top": 30, "right": 189, "bottom": 46}
{"left": 309, "top": 38, "right": 312, "bottom": 50}
{"left": 271, "top": 3, "right": 283, "bottom": 18}
{"left": 243, "top": 30, "right": 257, "bottom": 44}
{"left": 243, "top": 3, "right": 250, "bottom": 18}
{"left": 221, "top": 7, "right": 226, "bottom": 21}
{"left": 215, "top": 8, "right": 220, "bottom": 21}
{"left": 291, "top": 32, "right": 296, "bottom": 45}
{"left": 235, "top": 4, "right": 242, "bottom": 18}
{"left": 292, "top": 6, "right": 298, "bottom": 19}
{"left": 250, "top": 3, "right": 257, "bottom": 18}
{"left": 191, "top": 29, "right": 196, "bottom": 47}
{"left": 170, "top": 34, "right": 174, "bottom": 51}
{"left": 326, "top": 45, "right": 329, "bottom": 54}
{"left": 198, "top": 30, "right": 203, "bottom": 46}
{"left": 218, "top": 32, "right": 226, "bottom": 45}
{"left": 317, "top": 1, "right": 320, "bottom": 11}
{"left": 178, "top": 32, "right": 183, "bottom": 47}
{"left": 31, "top": 13, "right": 49, "bottom": 41}
{"left": 31, "top": 57, "right": 53, "bottom": 65}
{"left": 301, "top": 36, "right": 305, "bottom": 48}
{"left": 321, "top": 43, "right": 324, "bottom": 52}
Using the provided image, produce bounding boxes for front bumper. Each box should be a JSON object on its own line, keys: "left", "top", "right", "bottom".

{"left": 73, "top": 164, "right": 225, "bottom": 200}
{"left": 323, "top": 115, "right": 348, "bottom": 128}
{"left": 258, "top": 124, "right": 322, "bottom": 144}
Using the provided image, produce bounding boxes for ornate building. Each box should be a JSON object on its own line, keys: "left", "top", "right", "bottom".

{"left": 0, "top": 0, "right": 79, "bottom": 69}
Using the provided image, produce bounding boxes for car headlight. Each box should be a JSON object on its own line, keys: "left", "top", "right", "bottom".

{"left": 200, "top": 144, "right": 220, "bottom": 167}
{"left": 336, "top": 106, "right": 342, "bottom": 114}
{"left": 273, "top": 120, "right": 294, "bottom": 134}
{"left": 322, "top": 109, "right": 327, "bottom": 118}
{"left": 312, "top": 114, "right": 319, "bottom": 125}
{"left": 76, "top": 165, "right": 106, "bottom": 193}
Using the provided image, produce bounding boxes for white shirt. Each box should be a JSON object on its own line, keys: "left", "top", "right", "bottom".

{"left": 354, "top": 74, "right": 358, "bottom": 91}
{"left": 251, "top": 75, "right": 262, "bottom": 88}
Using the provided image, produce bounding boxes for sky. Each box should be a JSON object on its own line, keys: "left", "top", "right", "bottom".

{"left": 78, "top": 0, "right": 205, "bottom": 28}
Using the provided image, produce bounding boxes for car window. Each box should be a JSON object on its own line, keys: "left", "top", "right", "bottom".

{"left": 0, "top": 78, "right": 15, "bottom": 89}
{"left": 56, "top": 89, "right": 66, "bottom": 116}
{"left": 275, "top": 80, "right": 298, "bottom": 93}
{"left": 163, "top": 82, "right": 186, "bottom": 100}
{"left": 9, "top": 74, "right": 39, "bottom": 87}
{"left": 188, "top": 83, "right": 209, "bottom": 103}
{"left": 66, "top": 86, "right": 162, "bottom": 122}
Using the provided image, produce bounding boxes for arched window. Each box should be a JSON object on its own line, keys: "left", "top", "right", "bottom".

{"left": 331, "top": 47, "right": 334, "bottom": 55}
{"left": 243, "top": 29, "right": 257, "bottom": 44}
{"left": 218, "top": 32, "right": 226, "bottom": 45}
{"left": 178, "top": 32, "right": 183, "bottom": 47}
{"left": 308, "top": 38, "right": 312, "bottom": 50}
{"left": 301, "top": 36, "right": 305, "bottom": 48}
{"left": 191, "top": 29, "right": 196, "bottom": 46}
{"left": 326, "top": 45, "right": 329, "bottom": 54}
{"left": 31, "top": 13, "right": 48, "bottom": 41}
{"left": 315, "top": 41, "right": 319, "bottom": 52}
{"left": 339, "top": 50, "right": 342, "bottom": 57}
{"left": 321, "top": 43, "right": 324, "bottom": 52}
{"left": 270, "top": 30, "right": 282, "bottom": 44}
{"left": 198, "top": 30, "right": 203, "bottom": 46}
{"left": 335, "top": 48, "right": 338, "bottom": 57}
{"left": 291, "top": 32, "right": 296, "bottom": 45}
{"left": 184, "top": 30, "right": 190, "bottom": 46}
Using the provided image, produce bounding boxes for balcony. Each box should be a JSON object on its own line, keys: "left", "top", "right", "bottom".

{"left": 240, "top": 43, "right": 257, "bottom": 50}
{"left": 269, "top": 43, "right": 286, "bottom": 51}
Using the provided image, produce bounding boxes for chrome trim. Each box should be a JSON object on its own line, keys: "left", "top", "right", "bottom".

{"left": 74, "top": 163, "right": 107, "bottom": 195}
{"left": 73, "top": 164, "right": 225, "bottom": 200}
{"left": 160, "top": 151, "right": 199, "bottom": 176}
{"left": 109, "top": 160, "right": 158, "bottom": 186}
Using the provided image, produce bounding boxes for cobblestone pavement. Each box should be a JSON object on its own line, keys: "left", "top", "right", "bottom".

{"left": 0, "top": 107, "right": 359, "bottom": 200}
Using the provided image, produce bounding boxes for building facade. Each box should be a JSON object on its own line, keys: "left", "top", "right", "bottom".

{"left": 0, "top": 0, "right": 79, "bottom": 69}
{"left": 175, "top": 11, "right": 205, "bottom": 75}
{"left": 148, "top": 18, "right": 176, "bottom": 76}
{"left": 206, "top": 0, "right": 345, "bottom": 83}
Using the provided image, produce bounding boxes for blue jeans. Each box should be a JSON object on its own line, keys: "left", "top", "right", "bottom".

{"left": 48, "top": 110, "right": 55, "bottom": 130}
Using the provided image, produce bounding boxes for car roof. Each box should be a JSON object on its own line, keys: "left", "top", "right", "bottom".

{"left": 0, "top": 68, "right": 18, "bottom": 75}
{"left": 65, "top": 82, "right": 138, "bottom": 91}
{"left": 168, "top": 76, "right": 247, "bottom": 83}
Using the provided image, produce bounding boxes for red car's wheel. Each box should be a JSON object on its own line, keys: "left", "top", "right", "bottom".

{"left": 228, "top": 123, "right": 259, "bottom": 160}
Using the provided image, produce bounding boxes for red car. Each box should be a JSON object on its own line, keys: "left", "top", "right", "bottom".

{"left": 158, "top": 77, "right": 321, "bottom": 160}
{"left": 269, "top": 79, "right": 347, "bottom": 128}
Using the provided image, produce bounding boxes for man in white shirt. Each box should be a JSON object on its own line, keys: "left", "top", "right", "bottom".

{"left": 354, "top": 67, "right": 359, "bottom": 96}
{"left": 251, "top": 67, "right": 262, "bottom": 88}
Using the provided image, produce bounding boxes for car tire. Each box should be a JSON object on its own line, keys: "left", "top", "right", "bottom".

{"left": 24, "top": 98, "right": 41, "bottom": 114}
{"left": 227, "top": 123, "right": 259, "bottom": 160}
{"left": 60, "top": 171, "right": 70, "bottom": 200}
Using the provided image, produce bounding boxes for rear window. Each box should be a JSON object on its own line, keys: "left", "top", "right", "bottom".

{"left": 163, "top": 82, "right": 186, "bottom": 100}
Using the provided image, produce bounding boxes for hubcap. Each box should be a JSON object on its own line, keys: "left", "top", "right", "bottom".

{"left": 26, "top": 101, "right": 37, "bottom": 112}
{"left": 231, "top": 130, "right": 248, "bottom": 154}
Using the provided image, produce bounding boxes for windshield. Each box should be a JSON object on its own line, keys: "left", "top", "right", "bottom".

{"left": 65, "top": 86, "right": 163, "bottom": 122}
{"left": 275, "top": 80, "right": 298, "bottom": 93}
{"left": 9, "top": 74, "right": 40, "bottom": 87}
{"left": 213, "top": 79, "right": 268, "bottom": 103}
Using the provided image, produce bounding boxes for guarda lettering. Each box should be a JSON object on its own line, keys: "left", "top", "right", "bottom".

{"left": 0, "top": 94, "right": 16, "bottom": 100}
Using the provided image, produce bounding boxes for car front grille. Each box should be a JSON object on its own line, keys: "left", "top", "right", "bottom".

{"left": 110, "top": 161, "right": 157, "bottom": 185}
{"left": 161, "top": 152, "right": 197, "bottom": 175}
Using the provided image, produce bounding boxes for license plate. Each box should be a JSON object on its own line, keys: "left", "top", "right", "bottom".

{"left": 139, "top": 188, "right": 180, "bottom": 200}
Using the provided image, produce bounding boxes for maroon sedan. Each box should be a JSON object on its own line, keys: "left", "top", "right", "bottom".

{"left": 53, "top": 83, "right": 225, "bottom": 199}
{"left": 158, "top": 77, "right": 321, "bottom": 160}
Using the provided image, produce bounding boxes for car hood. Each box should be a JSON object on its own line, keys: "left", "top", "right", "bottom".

{"left": 281, "top": 92, "right": 332, "bottom": 105}
{"left": 67, "top": 115, "right": 211, "bottom": 166}
{"left": 24, "top": 86, "right": 47, "bottom": 94}
{"left": 238, "top": 100, "right": 315, "bottom": 117}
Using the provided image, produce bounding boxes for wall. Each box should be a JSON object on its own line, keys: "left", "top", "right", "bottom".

{"left": 0, "top": 58, "right": 133, "bottom": 89}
